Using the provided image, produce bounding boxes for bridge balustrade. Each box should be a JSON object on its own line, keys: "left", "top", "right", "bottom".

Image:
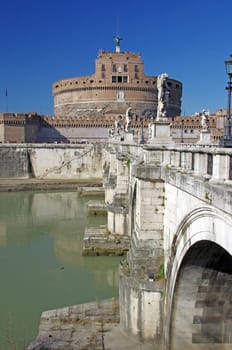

{"left": 109, "top": 140, "right": 232, "bottom": 183}
{"left": 141, "top": 145, "right": 232, "bottom": 182}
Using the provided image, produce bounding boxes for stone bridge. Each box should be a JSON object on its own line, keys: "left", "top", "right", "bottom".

{"left": 103, "top": 140, "right": 232, "bottom": 350}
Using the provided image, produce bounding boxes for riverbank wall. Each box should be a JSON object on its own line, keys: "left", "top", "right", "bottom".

{"left": 0, "top": 143, "right": 105, "bottom": 179}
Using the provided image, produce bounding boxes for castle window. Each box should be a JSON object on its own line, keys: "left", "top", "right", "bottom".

{"left": 101, "top": 64, "right": 105, "bottom": 71}
{"left": 113, "top": 64, "right": 117, "bottom": 72}
{"left": 124, "top": 64, "right": 127, "bottom": 72}
{"left": 112, "top": 75, "right": 128, "bottom": 83}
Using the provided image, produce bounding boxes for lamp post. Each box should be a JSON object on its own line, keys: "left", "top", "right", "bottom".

{"left": 220, "top": 53, "right": 232, "bottom": 147}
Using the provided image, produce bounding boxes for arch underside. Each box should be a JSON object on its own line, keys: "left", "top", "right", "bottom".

{"left": 169, "top": 208, "right": 232, "bottom": 350}
{"left": 171, "top": 241, "right": 232, "bottom": 350}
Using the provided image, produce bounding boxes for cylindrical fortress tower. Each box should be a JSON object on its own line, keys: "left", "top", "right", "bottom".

{"left": 53, "top": 41, "right": 182, "bottom": 120}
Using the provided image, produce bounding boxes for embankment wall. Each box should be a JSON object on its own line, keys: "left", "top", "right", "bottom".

{"left": 0, "top": 143, "right": 105, "bottom": 179}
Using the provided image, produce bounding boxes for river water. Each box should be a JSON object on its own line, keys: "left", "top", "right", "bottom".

{"left": 0, "top": 190, "right": 119, "bottom": 349}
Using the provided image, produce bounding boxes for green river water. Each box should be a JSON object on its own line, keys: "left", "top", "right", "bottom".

{"left": 0, "top": 190, "right": 119, "bottom": 349}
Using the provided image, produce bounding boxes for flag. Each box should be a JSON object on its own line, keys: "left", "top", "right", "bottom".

{"left": 5, "top": 88, "right": 7, "bottom": 97}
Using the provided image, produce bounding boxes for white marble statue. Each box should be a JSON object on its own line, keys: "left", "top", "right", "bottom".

{"left": 200, "top": 109, "right": 209, "bottom": 131}
{"left": 195, "top": 109, "right": 209, "bottom": 132}
{"left": 125, "top": 107, "right": 132, "bottom": 132}
{"left": 156, "top": 73, "right": 170, "bottom": 121}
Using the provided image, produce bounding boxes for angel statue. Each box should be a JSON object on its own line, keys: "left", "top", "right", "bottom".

{"left": 125, "top": 107, "right": 132, "bottom": 132}
{"left": 156, "top": 73, "right": 170, "bottom": 121}
{"left": 195, "top": 109, "right": 209, "bottom": 131}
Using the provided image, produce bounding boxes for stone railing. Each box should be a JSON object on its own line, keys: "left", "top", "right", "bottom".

{"left": 107, "top": 140, "right": 230, "bottom": 178}
{"left": 141, "top": 144, "right": 232, "bottom": 183}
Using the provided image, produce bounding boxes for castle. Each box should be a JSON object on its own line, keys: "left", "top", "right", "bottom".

{"left": 53, "top": 37, "right": 182, "bottom": 121}
{"left": 0, "top": 38, "right": 225, "bottom": 144}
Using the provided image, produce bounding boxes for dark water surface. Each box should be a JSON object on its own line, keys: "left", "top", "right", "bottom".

{"left": 0, "top": 190, "right": 119, "bottom": 349}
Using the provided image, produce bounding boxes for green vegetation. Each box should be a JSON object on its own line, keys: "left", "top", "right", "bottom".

{"left": 156, "top": 263, "right": 165, "bottom": 280}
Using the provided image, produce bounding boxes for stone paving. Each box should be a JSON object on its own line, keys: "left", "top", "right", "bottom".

{"left": 27, "top": 299, "right": 155, "bottom": 350}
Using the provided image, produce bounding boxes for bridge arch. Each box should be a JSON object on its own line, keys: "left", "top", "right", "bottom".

{"left": 164, "top": 206, "right": 232, "bottom": 350}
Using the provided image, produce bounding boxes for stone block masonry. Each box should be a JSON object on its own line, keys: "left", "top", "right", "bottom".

{"left": 27, "top": 299, "right": 120, "bottom": 350}
{"left": 82, "top": 227, "right": 130, "bottom": 256}
{"left": 0, "top": 146, "right": 29, "bottom": 178}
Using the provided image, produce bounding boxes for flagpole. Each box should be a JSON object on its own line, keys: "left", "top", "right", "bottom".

{"left": 5, "top": 88, "right": 8, "bottom": 112}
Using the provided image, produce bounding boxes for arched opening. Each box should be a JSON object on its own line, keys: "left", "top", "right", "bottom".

{"left": 171, "top": 240, "right": 232, "bottom": 350}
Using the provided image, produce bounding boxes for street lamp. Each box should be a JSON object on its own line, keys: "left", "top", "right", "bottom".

{"left": 220, "top": 53, "right": 232, "bottom": 147}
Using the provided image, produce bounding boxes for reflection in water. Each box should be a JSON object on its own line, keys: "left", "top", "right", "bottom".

{"left": 0, "top": 222, "right": 6, "bottom": 247}
{"left": 0, "top": 191, "right": 119, "bottom": 349}
{"left": 31, "top": 192, "right": 85, "bottom": 222}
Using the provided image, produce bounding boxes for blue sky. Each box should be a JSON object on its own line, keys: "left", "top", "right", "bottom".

{"left": 0, "top": 0, "right": 231, "bottom": 116}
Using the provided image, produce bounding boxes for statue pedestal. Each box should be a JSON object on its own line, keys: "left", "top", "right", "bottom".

{"left": 124, "top": 132, "right": 134, "bottom": 142}
{"left": 148, "top": 121, "right": 174, "bottom": 145}
{"left": 197, "top": 130, "right": 211, "bottom": 145}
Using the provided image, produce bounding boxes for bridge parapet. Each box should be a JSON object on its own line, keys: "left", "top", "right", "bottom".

{"left": 141, "top": 144, "right": 232, "bottom": 182}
